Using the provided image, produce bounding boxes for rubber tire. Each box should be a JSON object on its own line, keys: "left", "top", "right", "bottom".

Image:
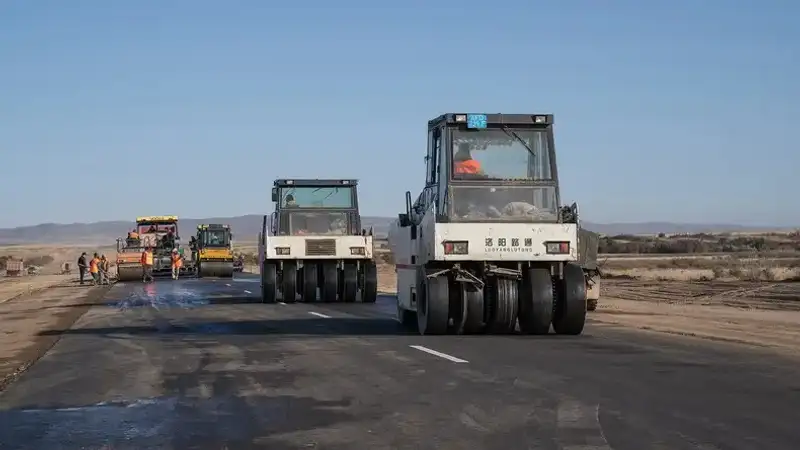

{"left": 462, "top": 283, "right": 485, "bottom": 334}
{"left": 261, "top": 262, "right": 278, "bottom": 304}
{"left": 450, "top": 279, "right": 467, "bottom": 334}
{"left": 282, "top": 261, "right": 298, "bottom": 304}
{"left": 301, "top": 263, "right": 318, "bottom": 303}
{"left": 553, "top": 263, "right": 588, "bottom": 335}
{"left": 361, "top": 260, "right": 378, "bottom": 303}
{"left": 518, "top": 267, "right": 554, "bottom": 335}
{"left": 341, "top": 263, "right": 358, "bottom": 303}
{"left": 417, "top": 273, "right": 450, "bottom": 335}
{"left": 321, "top": 262, "right": 338, "bottom": 303}
{"left": 486, "top": 277, "right": 519, "bottom": 334}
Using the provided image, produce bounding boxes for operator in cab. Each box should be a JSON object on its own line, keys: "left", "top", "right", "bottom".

{"left": 126, "top": 229, "right": 140, "bottom": 248}
{"left": 453, "top": 143, "right": 483, "bottom": 175}
{"left": 284, "top": 194, "right": 298, "bottom": 207}
{"left": 163, "top": 228, "right": 176, "bottom": 250}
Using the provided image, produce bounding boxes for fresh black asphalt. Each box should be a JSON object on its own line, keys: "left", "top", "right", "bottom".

{"left": 0, "top": 274, "right": 798, "bottom": 449}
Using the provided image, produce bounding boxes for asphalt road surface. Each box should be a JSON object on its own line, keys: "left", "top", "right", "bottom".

{"left": 0, "top": 274, "right": 798, "bottom": 450}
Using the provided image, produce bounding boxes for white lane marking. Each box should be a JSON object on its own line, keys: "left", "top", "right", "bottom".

{"left": 278, "top": 302, "right": 286, "bottom": 305}
{"left": 225, "top": 283, "right": 232, "bottom": 287}
{"left": 244, "top": 290, "right": 252, "bottom": 294}
{"left": 309, "top": 311, "right": 331, "bottom": 318}
{"left": 409, "top": 345, "right": 468, "bottom": 363}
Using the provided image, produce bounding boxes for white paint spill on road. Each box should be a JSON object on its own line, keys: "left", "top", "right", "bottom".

{"left": 278, "top": 302, "right": 286, "bottom": 305}
{"left": 308, "top": 312, "right": 331, "bottom": 318}
{"left": 244, "top": 290, "right": 252, "bottom": 294}
{"left": 225, "top": 283, "right": 231, "bottom": 287}
{"left": 409, "top": 345, "right": 468, "bottom": 363}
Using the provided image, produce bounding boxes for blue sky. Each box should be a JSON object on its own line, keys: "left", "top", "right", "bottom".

{"left": 1, "top": 0, "right": 798, "bottom": 228}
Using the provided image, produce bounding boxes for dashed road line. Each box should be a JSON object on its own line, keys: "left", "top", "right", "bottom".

{"left": 309, "top": 311, "right": 331, "bottom": 319}
{"left": 244, "top": 290, "right": 252, "bottom": 294}
{"left": 278, "top": 302, "right": 286, "bottom": 305}
{"left": 409, "top": 345, "right": 468, "bottom": 363}
{"left": 225, "top": 283, "right": 232, "bottom": 287}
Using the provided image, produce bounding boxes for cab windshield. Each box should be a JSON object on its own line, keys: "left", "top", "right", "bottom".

{"left": 449, "top": 185, "right": 559, "bottom": 222}
{"left": 201, "top": 229, "right": 230, "bottom": 247}
{"left": 451, "top": 128, "right": 553, "bottom": 180}
{"left": 137, "top": 223, "right": 177, "bottom": 236}
{"left": 279, "top": 186, "right": 354, "bottom": 208}
{"left": 287, "top": 211, "right": 349, "bottom": 236}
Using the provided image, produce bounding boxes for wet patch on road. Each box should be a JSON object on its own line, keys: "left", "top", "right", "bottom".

{"left": 0, "top": 394, "right": 354, "bottom": 449}
{"left": 106, "top": 281, "right": 256, "bottom": 310}
{"left": 110, "top": 282, "right": 208, "bottom": 310}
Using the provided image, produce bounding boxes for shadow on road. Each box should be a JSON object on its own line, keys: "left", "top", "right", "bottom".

{"left": 37, "top": 317, "right": 415, "bottom": 337}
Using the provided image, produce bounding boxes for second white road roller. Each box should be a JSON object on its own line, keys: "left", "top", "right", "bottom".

{"left": 258, "top": 179, "right": 379, "bottom": 304}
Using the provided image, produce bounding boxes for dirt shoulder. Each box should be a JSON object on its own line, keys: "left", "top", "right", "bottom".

{"left": 0, "top": 281, "right": 112, "bottom": 392}
{"left": 0, "top": 275, "right": 76, "bottom": 305}
{"left": 594, "top": 279, "right": 800, "bottom": 355}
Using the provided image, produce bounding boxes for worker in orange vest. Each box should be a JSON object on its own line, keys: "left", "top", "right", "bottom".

{"left": 453, "top": 142, "right": 483, "bottom": 175}
{"left": 141, "top": 247, "right": 154, "bottom": 282}
{"left": 170, "top": 248, "right": 183, "bottom": 280}
{"left": 89, "top": 253, "right": 101, "bottom": 285}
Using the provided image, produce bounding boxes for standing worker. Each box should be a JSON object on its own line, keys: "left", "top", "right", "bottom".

{"left": 99, "top": 255, "right": 110, "bottom": 285}
{"left": 171, "top": 248, "right": 183, "bottom": 280}
{"left": 141, "top": 247, "right": 154, "bottom": 282}
{"left": 89, "top": 253, "right": 100, "bottom": 285}
{"left": 77, "top": 252, "right": 88, "bottom": 285}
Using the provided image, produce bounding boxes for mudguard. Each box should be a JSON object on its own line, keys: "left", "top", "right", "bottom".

{"left": 577, "top": 227, "right": 599, "bottom": 271}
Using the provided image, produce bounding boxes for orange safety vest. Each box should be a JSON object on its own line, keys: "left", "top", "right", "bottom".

{"left": 89, "top": 258, "right": 99, "bottom": 273}
{"left": 454, "top": 159, "right": 481, "bottom": 174}
{"left": 141, "top": 251, "right": 154, "bottom": 266}
{"left": 171, "top": 254, "right": 182, "bottom": 268}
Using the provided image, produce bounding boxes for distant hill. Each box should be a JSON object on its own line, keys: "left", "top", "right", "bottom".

{"left": 0, "top": 215, "right": 795, "bottom": 246}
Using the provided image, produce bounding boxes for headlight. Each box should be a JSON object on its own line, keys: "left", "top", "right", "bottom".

{"left": 443, "top": 241, "right": 469, "bottom": 255}
{"left": 545, "top": 241, "right": 570, "bottom": 254}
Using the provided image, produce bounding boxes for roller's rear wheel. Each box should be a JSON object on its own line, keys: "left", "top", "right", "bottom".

{"left": 553, "top": 263, "right": 587, "bottom": 335}
{"left": 282, "top": 261, "right": 298, "bottom": 304}
{"left": 361, "top": 260, "right": 378, "bottom": 303}
{"left": 486, "top": 277, "right": 519, "bottom": 334}
{"left": 461, "top": 283, "right": 485, "bottom": 334}
{"left": 341, "top": 263, "right": 358, "bottom": 303}
{"left": 301, "top": 263, "right": 318, "bottom": 302}
{"left": 261, "top": 262, "right": 277, "bottom": 304}
{"left": 417, "top": 273, "right": 449, "bottom": 335}
{"left": 321, "top": 262, "right": 338, "bottom": 303}
{"left": 518, "top": 267, "right": 554, "bottom": 335}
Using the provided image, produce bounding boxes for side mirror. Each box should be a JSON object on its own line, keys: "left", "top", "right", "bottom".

{"left": 404, "top": 191, "right": 412, "bottom": 217}
{"left": 398, "top": 213, "right": 410, "bottom": 227}
{"left": 271, "top": 187, "right": 277, "bottom": 202}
